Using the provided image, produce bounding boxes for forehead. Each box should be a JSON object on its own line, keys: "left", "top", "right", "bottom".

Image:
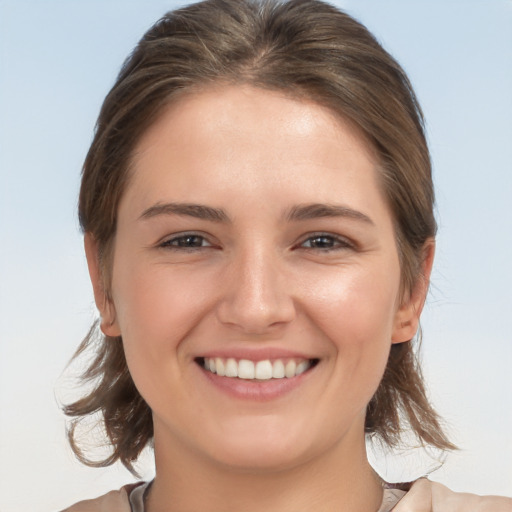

{"left": 124, "top": 85, "right": 388, "bottom": 222}
{"left": 133, "top": 84, "right": 376, "bottom": 163}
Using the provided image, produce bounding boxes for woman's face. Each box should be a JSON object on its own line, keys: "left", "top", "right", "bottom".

{"left": 87, "top": 85, "right": 428, "bottom": 472}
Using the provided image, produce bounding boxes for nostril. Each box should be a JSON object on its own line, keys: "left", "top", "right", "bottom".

{"left": 215, "top": 278, "right": 296, "bottom": 333}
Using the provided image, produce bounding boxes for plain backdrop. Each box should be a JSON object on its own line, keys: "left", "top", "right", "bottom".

{"left": 0, "top": 1, "right": 511, "bottom": 510}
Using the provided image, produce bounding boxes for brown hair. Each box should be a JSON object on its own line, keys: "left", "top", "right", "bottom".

{"left": 65, "top": 0, "right": 455, "bottom": 473}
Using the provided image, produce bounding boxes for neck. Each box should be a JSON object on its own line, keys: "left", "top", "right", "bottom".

{"left": 146, "top": 421, "right": 383, "bottom": 512}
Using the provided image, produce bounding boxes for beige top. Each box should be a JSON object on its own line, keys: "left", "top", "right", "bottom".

{"left": 62, "top": 481, "right": 407, "bottom": 512}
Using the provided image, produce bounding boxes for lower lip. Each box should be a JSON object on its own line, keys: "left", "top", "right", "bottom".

{"left": 197, "top": 363, "right": 316, "bottom": 401}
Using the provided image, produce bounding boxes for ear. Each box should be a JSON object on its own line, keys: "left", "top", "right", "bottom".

{"left": 84, "top": 233, "right": 121, "bottom": 337}
{"left": 392, "top": 239, "right": 435, "bottom": 344}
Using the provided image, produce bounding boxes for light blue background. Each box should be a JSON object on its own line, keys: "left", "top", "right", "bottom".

{"left": 0, "top": 1, "right": 511, "bottom": 510}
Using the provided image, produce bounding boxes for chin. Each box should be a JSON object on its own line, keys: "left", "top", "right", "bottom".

{"left": 200, "top": 419, "right": 325, "bottom": 473}
{"left": 209, "top": 443, "right": 310, "bottom": 474}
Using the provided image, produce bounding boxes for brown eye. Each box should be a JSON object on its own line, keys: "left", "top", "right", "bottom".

{"left": 161, "top": 234, "right": 211, "bottom": 249}
{"left": 300, "top": 234, "right": 352, "bottom": 251}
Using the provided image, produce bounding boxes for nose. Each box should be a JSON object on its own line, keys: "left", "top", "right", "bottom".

{"left": 216, "top": 245, "right": 296, "bottom": 334}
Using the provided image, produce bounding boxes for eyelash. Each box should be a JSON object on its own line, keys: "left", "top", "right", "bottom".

{"left": 159, "top": 232, "right": 354, "bottom": 252}
{"left": 159, "top": 233, "right": 213, "bottom": 250}
{"left": 297, "top": 233, "right": 354, "bottom": 252}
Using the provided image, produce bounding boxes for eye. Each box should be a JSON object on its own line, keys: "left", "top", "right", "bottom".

{"left": 299, "top": 233, "right": 353, "bottom": 251}
{"left": 160, "top": 233, "right": 213, "bottom": 249}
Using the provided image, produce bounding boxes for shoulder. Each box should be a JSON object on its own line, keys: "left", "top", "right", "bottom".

{"left": 392, "top": 478, "right": 512, "bottom": 512}
{"left": 60, "top": 482, "right": 143, "bottom": 512}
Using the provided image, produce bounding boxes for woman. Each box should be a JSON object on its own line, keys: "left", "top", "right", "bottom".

{"left": 62, "top": 0, "right": 511, "bottom": 510}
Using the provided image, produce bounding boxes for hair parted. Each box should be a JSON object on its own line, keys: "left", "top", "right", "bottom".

{"left": 64, "top": 0, "right": 455, "bottom": 474}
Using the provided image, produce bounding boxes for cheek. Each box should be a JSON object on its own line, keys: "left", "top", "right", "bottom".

{"left": 110, "top": 261, "right": 222, "bottom": 415}
{"left": 302, "top": 264, "right": 400, "bottom": 401}
{"left": 113, "top": 263, "right": 215, "bottom": 342}
{"left": 109, "top": 255, "right": 217, "bottom": 381}
{"left": 300, "top": 263, "right": 400, "bottom": 347}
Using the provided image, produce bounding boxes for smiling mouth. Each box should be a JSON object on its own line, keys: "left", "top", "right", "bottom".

{"left": 196, "top": 357, "right": 319, "bottom": 380}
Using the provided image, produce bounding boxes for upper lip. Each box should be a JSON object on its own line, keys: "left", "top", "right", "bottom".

{"left": 197, "top": 347, "right": 318, "bottom": 362}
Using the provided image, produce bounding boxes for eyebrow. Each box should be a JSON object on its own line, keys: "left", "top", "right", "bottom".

{"left": 286, "top": 203, "right": 374, "bottom": 225}
{"left": 139, "top": 201, "right": 374, "bottom": 225}
{"left": 139, "top": 202, "right": 230, "bottom": 222}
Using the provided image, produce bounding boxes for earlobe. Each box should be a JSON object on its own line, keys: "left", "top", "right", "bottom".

{"left": 84, "top": 233, "right": 121, "bottom": 337}
{"left": 391, "top": 239, "right": 435, "bottom": 344}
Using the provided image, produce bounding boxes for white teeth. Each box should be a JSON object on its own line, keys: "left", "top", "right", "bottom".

{"left": 255, "top": 360, "right": 273, "bottom": 380}
{"left": 225, "top": 358, "right": 238, "bottom": 377}
{"left": 238, "top": 359, "right": 255, "bottom": 379}
{"left": 285, "top": 360, "right": 296, "bottom": 378}
{"left": 215, "top": 357, "right": 225, "bottom": 377}
{"left": 296, "top": 360, "right": 309, "bottom": 375}
{"left": 272, "top": 360, "right": 285, "bottom": 379}
{"left": 203, "top": 357, "right": 313, "bottom": 380}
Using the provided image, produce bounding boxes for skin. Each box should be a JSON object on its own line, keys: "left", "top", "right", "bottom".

{"left": 394, "top": 479, "right": 512, "bottom": 512}
{"left": 86, "top": 85, "right": 434, "bottom": 512}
